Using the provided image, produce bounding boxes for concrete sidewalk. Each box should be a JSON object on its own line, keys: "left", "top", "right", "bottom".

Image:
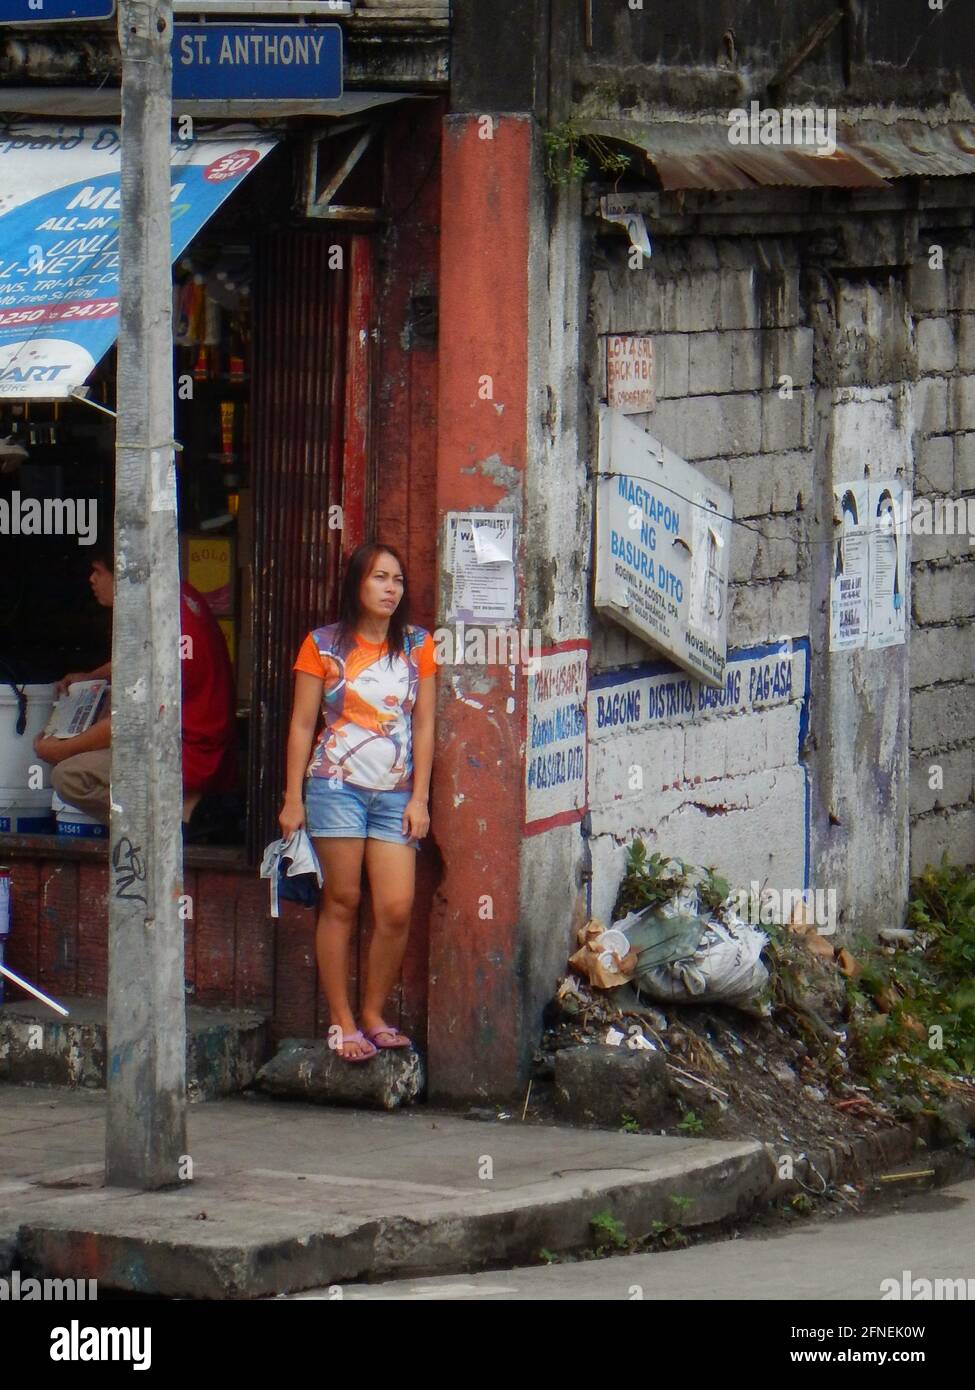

{"left": 0, "top": 1084, "right": 773, "bottom": 1298}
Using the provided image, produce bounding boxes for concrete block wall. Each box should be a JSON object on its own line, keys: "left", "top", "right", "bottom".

{"left": 590, "top": 238, "right": 814, "bottom": 666}
{"left": 521, "top": 169, "right": 592, "bottom": 1020}
{"left": 908, "top": 242, "right": 975, "bottom": 873}
{"left": 587, "top": 236, "right": 814, "bottom": 911}
{"left": 585, "top": 215, "right": 975, "bottom": 933}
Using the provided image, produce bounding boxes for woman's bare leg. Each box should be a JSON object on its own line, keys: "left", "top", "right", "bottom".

{"left": 312, "top": 837, "right": 369, "bottom": 1059}
{"left": 360, "top": 839, "right": 416, "bottom": 1038}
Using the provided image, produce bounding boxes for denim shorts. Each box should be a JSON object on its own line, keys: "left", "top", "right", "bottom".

{"left": 304, "top": 776, "right": 420, "bottom": 849}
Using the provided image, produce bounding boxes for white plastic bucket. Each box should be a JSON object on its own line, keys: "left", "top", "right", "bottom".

{"left": 0, "top": 683, "right": 56, "bottom": 795}
{"left": 52, "top": 791, "right": 108, "bottom": 840}
{"left": 0, "top": 682, "right": 57, "bottom": 824}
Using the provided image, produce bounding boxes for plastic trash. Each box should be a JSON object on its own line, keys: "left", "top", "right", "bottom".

{"left": 615, "top": 902, "right": 712, "bottom": 972}
{"left": 634, "top": 911, "right": 769, "bottom": 1015}
{"left": 568, "top": 919, "right": 637, "bottom": 988}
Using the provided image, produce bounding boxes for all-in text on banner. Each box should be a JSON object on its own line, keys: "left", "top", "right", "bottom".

{"left": 173, "top": 24, "right": 343, "bottom": 100}
{"left": 0, "top": 1, "right": 115, "bottom": 22}
{"left": 0, "top": 125, "right": 277, "bottom": 400}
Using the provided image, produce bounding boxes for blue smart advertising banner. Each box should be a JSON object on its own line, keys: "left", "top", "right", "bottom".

{"left": 0, "top": 124, "right": 277, "bottom": 399}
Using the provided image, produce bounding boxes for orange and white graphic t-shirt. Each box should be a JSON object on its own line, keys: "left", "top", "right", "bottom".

{"left": 293, "top": 622, "right": 437, "bottom": 792}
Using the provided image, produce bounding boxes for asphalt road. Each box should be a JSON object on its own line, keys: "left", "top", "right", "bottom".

{"left": 290, "top": 1176, "right": 975, "bottom": 1301}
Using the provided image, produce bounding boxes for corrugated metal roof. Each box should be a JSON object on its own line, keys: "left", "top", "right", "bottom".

{"left": 586, "top": 118, "right": 975, "bottom": 191}
{"left": 586, "top": 119, "right": 887, "bottom": 190}
{"left": 0, "top": 88, "right": 412, "bottom": 118}
{"left": 847, "top": 121, "right": 975, "bottom": 179}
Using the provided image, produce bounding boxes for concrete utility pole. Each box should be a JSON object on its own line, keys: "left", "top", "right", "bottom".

{"left": 107, "top": 0, "right": 186, "bottom": 1188}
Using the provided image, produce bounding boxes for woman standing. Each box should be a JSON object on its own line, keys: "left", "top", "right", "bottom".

{"left": 279, "top": 543, "right": 436, "bottom": 1061}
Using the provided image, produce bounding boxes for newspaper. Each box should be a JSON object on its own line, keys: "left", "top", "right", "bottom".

{"left": 45, "top": 681, "right": 109, "bottom": 739}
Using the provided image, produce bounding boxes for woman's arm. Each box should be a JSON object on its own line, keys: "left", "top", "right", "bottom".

{"left": 403, "top": 675, "right": 435, "bottom": 839}
{"left": 279, "top": 671, "right": 323, "bottom": 836}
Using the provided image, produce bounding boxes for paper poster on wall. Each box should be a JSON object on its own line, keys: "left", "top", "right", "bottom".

{"left": 829, "top": 482, "right": 869, "bottom": 650}
{"left": 525, "top": 641, "right": 589, "bottom": 835}
{"left": 829, "top": 478, "right": 907, "bottom": 651}
{"left": 606, "top": 335, "right": 655, "bottom": 414}
{"left": 866, "top": 480, "right": 907, "bottom": 650}
{"left": 687, "top": 492, "right": 727, "bottom": 642}
{"left": 445, "top": 512, "right": 516, "bottom": 623}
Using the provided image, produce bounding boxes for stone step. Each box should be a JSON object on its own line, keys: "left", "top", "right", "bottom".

{"left": 0, "top": 998, "right": 269, "bottom": 1101}
{"left": 257, "top": 1036, "right": 424, "bottom": 1110}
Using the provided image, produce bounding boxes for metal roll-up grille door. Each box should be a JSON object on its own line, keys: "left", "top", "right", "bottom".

{"left": 248, "top": 229, "right": 373, "bottom": 861}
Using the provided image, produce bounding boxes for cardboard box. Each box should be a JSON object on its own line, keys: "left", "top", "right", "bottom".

{"left": 183, "top": 534, "right": 235, "bottom": 617}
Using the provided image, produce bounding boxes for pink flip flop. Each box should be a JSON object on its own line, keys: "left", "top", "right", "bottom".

{"left": 335, "top": 1030, "right": 378, "bottom": 1063}
{"left": 363, "top": 1022, "right": 412, "bottom": 1050}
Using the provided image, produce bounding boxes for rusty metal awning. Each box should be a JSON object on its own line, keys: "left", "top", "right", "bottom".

{"left": 0, "top": 87, "right": 412, "bottom": 119}
{"left": 587, "top": 118, "right": 975, "bottom": 192}
{"left": 848, "top": 120, "right": 975, "bottom": 180}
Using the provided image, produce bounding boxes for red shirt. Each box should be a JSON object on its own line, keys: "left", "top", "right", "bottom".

{"left": 180, "top": 582, "right": 236, "bottom": 794}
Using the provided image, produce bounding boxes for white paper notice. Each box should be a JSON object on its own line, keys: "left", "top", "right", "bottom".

{"left": 867, "top": 479, "right": 907, "bottom": 650}
{"left": 829, "top": 482, "right": 869, "bottom": 651}
{"left": 471, "top": 518, "right": 513, "bottom": 565}
{"left": 446, "top": 512, "right": 516, "bottom": 623}
{"left": 687, "top": 496, "right": 729, "bottom": 642}
{"left": 829, "top": 478, "right": 907, "bottom": 652}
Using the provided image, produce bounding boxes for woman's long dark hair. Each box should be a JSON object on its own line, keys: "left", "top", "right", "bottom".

{"left": 333, "top": 542, "right": 412, "bottom": 667}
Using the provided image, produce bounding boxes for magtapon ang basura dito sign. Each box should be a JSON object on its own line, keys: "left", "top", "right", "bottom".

{"left": 594, "top": 404, "right": 733, "bottom": 688}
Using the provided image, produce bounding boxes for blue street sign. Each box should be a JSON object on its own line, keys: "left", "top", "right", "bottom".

{"left": 0, "top": 0, "right": 115, "bottom": 22}
{"left": 173, "top": 23, "right": 342, "bottom": 101}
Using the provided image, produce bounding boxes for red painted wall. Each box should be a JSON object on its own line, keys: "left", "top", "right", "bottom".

{"left": 4, "top": 859, "right": 277, "bottom": 1025}
{"left": 375, "top": 101, "right": 443, "bottom": 626}
{"left": 371, "top": 100, "right": 445, "bottom": 1043}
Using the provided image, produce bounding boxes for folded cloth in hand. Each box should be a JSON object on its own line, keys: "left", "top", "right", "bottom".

{"left": 259, "top": 830, "right": 324, "bottom": 918}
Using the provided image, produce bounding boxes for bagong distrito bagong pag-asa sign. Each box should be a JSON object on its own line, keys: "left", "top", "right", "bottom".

{"left": 594, "top": 404, "right": 733, "bottom": 688}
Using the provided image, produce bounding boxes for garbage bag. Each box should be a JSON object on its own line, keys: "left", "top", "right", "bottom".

{"left": 633, "top": 912, "right": 770, "bottom": 1015}
{"left": 614, "top": 902, "right": 712, "bottom": 971}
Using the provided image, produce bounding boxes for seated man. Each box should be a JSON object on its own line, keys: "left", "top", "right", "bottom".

{"left": 34, "top": 548, "right": 238, "bottom": 838}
